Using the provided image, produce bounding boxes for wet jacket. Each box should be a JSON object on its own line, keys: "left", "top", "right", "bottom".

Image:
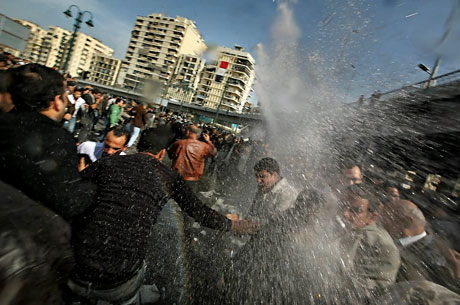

{"left": 397, "top": 233, "right": 460, "bottom": 294}
{"left": 343, "top": 223, "right": 401, "bottom": 298}
{"left": 0, "top": 181, "right": 73, "bottom": 305}
{"left": 168, "top": 138, "right": 216, "bottom": 181}
{"left": 249, "top": 177, "right": 299, "bottom": 224}
{"left": 374, "top": 281, "right": 460, "bottom": 305}
{"left": 72, "top": 153, "right": 230, "bottom": 287}
{"left": 0, "top": 112, "right": 96, "bottom": 220}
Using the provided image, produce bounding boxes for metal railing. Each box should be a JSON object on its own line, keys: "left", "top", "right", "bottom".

{"left": 379, "top": 69, "right": 460, "bottom": 101}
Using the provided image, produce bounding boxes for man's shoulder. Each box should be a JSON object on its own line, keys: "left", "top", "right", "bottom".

{"left": 360, "top": 223, "right": 398, "bottom": 249}
{"left": 77, "top": 141, "right": 99, "bottom": 154}
{"left": 273, "top": 178, "right": 298, "bottom": 195}
{"left": 78, "top": 141, "right": 98, "bottom": 149}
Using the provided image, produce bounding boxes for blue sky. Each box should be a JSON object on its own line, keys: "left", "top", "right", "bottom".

{"left": 2, "top": 0, "right": 460, "bottom": 100}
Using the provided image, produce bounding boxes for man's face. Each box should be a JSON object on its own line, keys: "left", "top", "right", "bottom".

{"left": 341, "top": 192, "right": 373, "bottom": 230}
{"left": 341, "top": 166, "right": 363, "bottom": 186}
{"left": 102, "top": 131, "right": 127, "bottom": 157}
{"left": 385, "top": 187, "right": 400, "bottom": 204}
{"left": 94, "top": 93, "right": 102, "bottom": 99}
{"left": 255, "top": 170, "right": 279, "bottom": 193}
{"left": 74, "top": 91, "right": 82, "bottom": 99}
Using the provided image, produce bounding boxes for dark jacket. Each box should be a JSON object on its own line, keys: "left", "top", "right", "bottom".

{"left": 132, "top": 105, "right": 147, "bottom": 128}
{"left": 397, "top": 233, "right": 460, "bottom": 294}
{"left": 168, "top": 139, "right": 216, "bottom": 181}
{"left": 0, "top": 181, "right": 73, "bottom": 305}
{"left": 72, "top": 153, "right": 231, "bottom": 287}
{"left": 0, "top": 112, "right": 96, "bottom": 220}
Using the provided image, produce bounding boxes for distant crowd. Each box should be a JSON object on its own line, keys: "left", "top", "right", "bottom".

{"left": 0, "top": 62, "right": 459, "bottom": 305}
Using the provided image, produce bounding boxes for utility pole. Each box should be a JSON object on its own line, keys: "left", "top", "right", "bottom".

{"left": 62, "top": 5, "right": 94, "bottom": 73}
{"left": 427, "top": 0, "right": 459, "bottom": 88}
{"left": 212, "top": 77, "right": 229, "bottom": 127}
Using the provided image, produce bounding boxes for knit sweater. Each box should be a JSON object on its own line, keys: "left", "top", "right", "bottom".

{"left": 72, "top": 153, "right": 231, "bottom": 286}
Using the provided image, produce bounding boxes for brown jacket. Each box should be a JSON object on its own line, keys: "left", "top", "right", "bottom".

{"left": 133, "top": 105, "right": 147, "bottom": 128}
{"left": 168, "top": 139, "right": 216, "bottom": 181}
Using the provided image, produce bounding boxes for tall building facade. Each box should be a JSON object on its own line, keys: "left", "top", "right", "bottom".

{"left": 194, "top": 45, "right": 255, "bottom": 113}
{"left": 65, "top": 32, "right": 114, "bottom": 77}
{"left": 14, "top": 19, "right": 47, "bottom": 62}
{"left": 117, "top": 13, "right": 207, "bottom": 92}
{"left": 16, "top": 24, "right": 113, "bottom": 77}
{"left": 37, "top": 25, "right": 71, "bottom": 68}
{"left": 87, "top": 54, "right": 121, "bottom": 86}
{"left": 167, "top": 54, "right": 205, "bottom": 104}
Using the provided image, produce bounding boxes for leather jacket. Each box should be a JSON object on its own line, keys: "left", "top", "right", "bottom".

{"left": 168, "top": 139, "right": 216, "bottom": 181}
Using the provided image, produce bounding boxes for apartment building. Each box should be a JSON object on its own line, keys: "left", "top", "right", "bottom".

{"left": 66, "top": 33, "right": 114, "bottom": 77}
{"left": 167, "top": 54, "right": 205, "bottom": 103}
{"left": 87, "top": 53, "right": 121, "bottom": 86}
{"left": 14, "top": 19, "right": 47, "bottom": 62}
{"left": 34, "top": 25, "right": 113, "bottom": 77}
{"left": 36, "top": 26, "right": 71, "bottom": 68}
{"left": 117, "top": 13, "right": 207, "bottom": 92}
{"left": 194, "top": 45, "right": 255, "bottom": 113}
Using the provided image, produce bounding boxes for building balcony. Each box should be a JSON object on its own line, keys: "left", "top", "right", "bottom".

{"left": 222, "top": 101, "right": 239, "bottom": 111}
{"left": 224, "top": 94, "right": 240, "bottom": 103}
{"left": 227, "top": 79, "right": 245, "bottom": 90}
{"left": 226, "top": 87, "right": 243, "bottom": 97}
{"left": 235, "top": 58, "right": 254, "bottom": 69}
{"left": 233, "top": 65, "right": 252, "bottom": 77}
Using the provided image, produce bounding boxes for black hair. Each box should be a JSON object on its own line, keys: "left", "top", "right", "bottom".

{"left": 7, "top": 64, "right": 64, "bottom": 112}
{"left": 92, "top": 88, "right": 101, "bottom": 95}
{"left": 254, "top": 157, "right": 280, "bottom": 175}
{"left": 346, "top": 183, "right": 382, "bottom": 212}
{"left": 340, "top": 157, "right": 361, "bottom": 171}
{"left": 107, "top": 125, "right": 130, "bottom": 145}
{"left": 73, "top": 86, "right": 84, "bottom": 93}
{"left": 137, "top": 126, "right": 175, "bottom": 154}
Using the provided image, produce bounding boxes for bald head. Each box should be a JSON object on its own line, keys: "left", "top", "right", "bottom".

{"left": 381, "top": 200, "right": 426, "bottom": 239}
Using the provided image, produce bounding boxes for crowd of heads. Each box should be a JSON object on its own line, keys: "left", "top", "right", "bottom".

{"left": 0, "top": 62, "right": 459, "bottom": 304}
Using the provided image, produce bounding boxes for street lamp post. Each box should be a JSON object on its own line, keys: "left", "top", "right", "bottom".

{"left": 212, "top": 77, "right": 230, "bottom": 127}
{"left": 425, "top": 0, "right": 459, "bottom": 88}
{"left": 62, "top": 5, "right": 94, "bottom": 73}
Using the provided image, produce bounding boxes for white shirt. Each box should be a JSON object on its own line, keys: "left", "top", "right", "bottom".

{"left": 399, "top": 231, "right": 427, "bottom": 247}
{"left": 73, "top": 97, "right": 86, "bottom": 117}
{"left": 77, "top": 141, "right": 126, "bottom": 162}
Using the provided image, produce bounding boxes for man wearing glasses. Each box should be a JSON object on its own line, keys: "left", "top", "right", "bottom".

{"left": 77, "top": 125, "right": 129, "bottom": 171}
{"left": 339, "top": 184, "right": 400, "bottom": 302}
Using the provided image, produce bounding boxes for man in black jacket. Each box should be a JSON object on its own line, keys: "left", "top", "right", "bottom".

{"left": 0, "top": 64, "right": 96, "bottom": 220}
{"left": 69, "top": 127, "right": 256, "bottom": 304}
{"left": 381, "top": 199, "right": 460, "bottom": 294}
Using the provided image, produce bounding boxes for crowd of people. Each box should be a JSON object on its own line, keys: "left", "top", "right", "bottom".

{"left": 0, "top": 62, "right": 459, "bottom": 305}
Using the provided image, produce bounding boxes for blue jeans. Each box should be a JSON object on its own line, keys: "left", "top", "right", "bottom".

{"left": 68, "top": 263, "right": 147, "bottom": 305}
{"left": 63, "top": 117, "right": 77, "bottom": 134}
